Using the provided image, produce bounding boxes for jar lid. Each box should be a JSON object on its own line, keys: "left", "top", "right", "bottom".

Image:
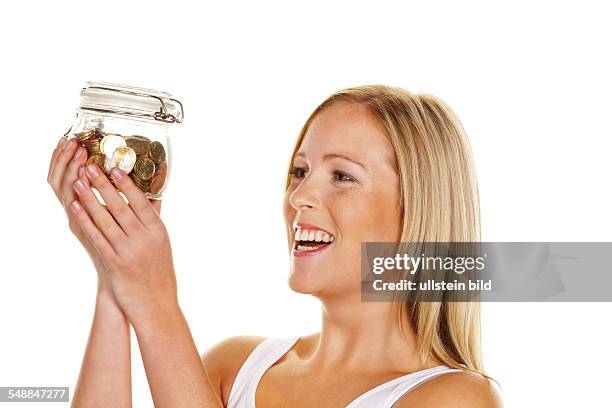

{"left": 79, "top": 81, "right": 184, "bottom": 124}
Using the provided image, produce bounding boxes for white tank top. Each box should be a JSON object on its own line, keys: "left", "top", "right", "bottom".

{"left": 227, "top": 336, "right": 462, "bottom": 408}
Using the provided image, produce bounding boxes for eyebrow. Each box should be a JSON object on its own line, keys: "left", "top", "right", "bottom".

{"left": 295, "top": 152, "right": 366, "bottom": 169}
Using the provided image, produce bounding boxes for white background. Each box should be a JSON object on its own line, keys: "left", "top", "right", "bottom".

{"left": 1, "top": 1, "right": 610, "bottom": 406}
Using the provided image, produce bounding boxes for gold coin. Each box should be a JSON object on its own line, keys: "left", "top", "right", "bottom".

{"left": 100, "top": 134, "right": 126, "bottom": 157}
{"left": 133, "top": 157, "right": 156, "bottom": 181}
{"left": 75, "top": 128, "right": 96, "bottom": 142}
{"left": 148, "top": 141, "right": 166, "bottom": 165}
{"left": 110, "top": 146, "right": 137, "bottom": 174}
{"left": 86, "top": 154, "right": 105, "bottom": 170}
{"left": 125, "top": 137, "right": 149, "bottom": 156}
{"left": 83, "top": 138, "right": 102, "bottom": 155}
{"left": 129, "top": 173, "right": 150, "bottom": 192}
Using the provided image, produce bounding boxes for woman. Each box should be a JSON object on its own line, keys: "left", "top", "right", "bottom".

{"left": 47, "top": 85, "right": 502, "bottom": 407}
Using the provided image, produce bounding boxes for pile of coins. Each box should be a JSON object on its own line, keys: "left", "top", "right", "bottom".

{"left": 74, "top": 128, "right": 168, "bottom": 195}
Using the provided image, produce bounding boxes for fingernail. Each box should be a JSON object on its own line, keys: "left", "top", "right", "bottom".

{"left": 71, "top": 201, "right": 83, "bottom": 214}
{"left": 74, "top": 180, "right": 87, "bottom": 194}
{"left": 86, "top": 164, "right": 100, "bottom": 177}
{"left": 111, "top": 167, "right": 124, "bottom": 180}
{"left": 57, "top": 137, "right": 68, "bottom": 148}
{"left": 78, "top": 166, "right": 85, "bottom": 178}
{"left": 74, "top": 148, "right": 84, "bottom": 160}
{"left": 63, "top": 138, "right": 75, "bottom": 151}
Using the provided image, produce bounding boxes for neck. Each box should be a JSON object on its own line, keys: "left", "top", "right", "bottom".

{"left": 301, "top": 292, "right": 438, "bottom": 373}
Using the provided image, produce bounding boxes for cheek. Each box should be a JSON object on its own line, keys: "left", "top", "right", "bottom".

{"left": 331, "top": 189, "right": 401, "bottom": 243}
{"left": 283, "top": 193, "right": 296, "bottom": 240}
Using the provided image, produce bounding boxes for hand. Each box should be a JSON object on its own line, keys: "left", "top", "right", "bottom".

{"left": 68, "top": 161, "right": 177, "bottom": 323}
{"left": 47, "top": 136, "right": 110, "bottom": 289}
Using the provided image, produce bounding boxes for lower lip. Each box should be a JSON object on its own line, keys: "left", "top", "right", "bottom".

{"left": 292, "top": 242, "right": 334, "bottom": 257}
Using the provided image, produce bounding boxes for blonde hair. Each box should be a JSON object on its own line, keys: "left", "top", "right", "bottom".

{"left": 284, "top": 85, "right": 487, "bottom": 377}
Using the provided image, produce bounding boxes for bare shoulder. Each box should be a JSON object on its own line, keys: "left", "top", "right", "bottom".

{"left": 394, "top": 370, "right": 503, "bottom": 408}
{"left": 201, "top": 335, "right": 268, "bottom": 404}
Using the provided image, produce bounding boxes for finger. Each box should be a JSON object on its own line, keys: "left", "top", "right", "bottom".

{"left": 48, "top": 136, "right": 68, "bottom": 181}
{"left": 60, "top": 146, "right": 88, "bottom": 207}
{"left": 72, "top": 175, "right": 128, "bottom": 251}
{"left": 69, "top": 200, "right": 118, "bottom": 262}
{"left": 49, "top": 138, "right": 78, "bottom": 193}
{"left": 150, "top": 199, "right": 162, "bottom": 215}
{"left": 110, "top": 167, "right": 162, "bottom": 228}
{"left": 84, "top": 164, "right": 144, "bottom": 236}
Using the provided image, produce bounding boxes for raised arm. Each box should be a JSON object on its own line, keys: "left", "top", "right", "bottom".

{"left": 48, "top": 137, "right": 132, "bottom": 407}
{"left": 67, "top": 160, "right": 223, "bottom": 407}
{"left": 72, "top": 289, "right": 132, "bottom": 407}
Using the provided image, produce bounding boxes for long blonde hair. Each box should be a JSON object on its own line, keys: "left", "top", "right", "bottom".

{"left": 284, "top": 85, "right": 486, "bottom": 377}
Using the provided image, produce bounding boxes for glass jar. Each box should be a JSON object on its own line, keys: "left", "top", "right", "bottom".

{"left": 64, "top": 81, "right": 184, "bottom": 200}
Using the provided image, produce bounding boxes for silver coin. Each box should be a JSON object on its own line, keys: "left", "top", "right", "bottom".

{"left": 100, "top": 134, "right": 127, "bottom": 158}
{"left": 111, "top": 146, "right": 137, "bottom": 174}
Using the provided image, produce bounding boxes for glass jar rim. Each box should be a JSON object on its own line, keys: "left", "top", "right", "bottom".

{"left": 79, "top": 81, "right": 184, "bottom": 124}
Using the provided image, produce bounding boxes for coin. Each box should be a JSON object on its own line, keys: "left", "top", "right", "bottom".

{"left": 86, "top": 154, "right": 105, "bottom": 170}
{"left": 75, "top": 128, "right": 95, "bottom": 142}
{"left": 100, "top": 134, "right": 127, "bottom": 157}
{"left": 68, "top": 128, "right": 169, "bottom": 196}
{"left": 149, "top": 162, "right": 167, "bottom": 194}
{"left": 148, "top": 141, "right": 166, "bottom": 165}
{"left": 133, "top": 157, "right": 156, "bottom": 181}
{"left": 125, "top": 137, "right": 149, "bottom": 156}
{"left": 129, "top": 173, "right": 151, "bottom": 193}
{"left": 82, "top": 135, "right": 103, "bottom": 155}
{"left": 110, "top": 146, "right": 137, "bottom": 173}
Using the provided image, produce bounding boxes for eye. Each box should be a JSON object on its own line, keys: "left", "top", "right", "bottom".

{"left": 334, "top": 171, "right": 356, "bottom": 183}
{"left": 289, "top": 166, "right": 308, "bottom": 179}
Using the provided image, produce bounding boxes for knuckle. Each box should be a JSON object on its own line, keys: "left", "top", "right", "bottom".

{"left": 90, "top": 174, "right": 106, "bottom": 187}
{"left": 114, "top": 203, "right": 136, "bottom": 224}
{"left": 69, "top": 221, "right": 81, "bottom": 235}
{"left": 99, "top": 216, "right": 116, "bottom": 232}
{"left": 135, "top": 202, "right": 151, "bottom": 216}
{"left": 114, "top": 253, "right": 132, "bottom": 269}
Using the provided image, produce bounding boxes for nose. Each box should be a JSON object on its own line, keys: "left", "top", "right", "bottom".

{"left": 288, "top": 174, "right": 321, "bottom": 211}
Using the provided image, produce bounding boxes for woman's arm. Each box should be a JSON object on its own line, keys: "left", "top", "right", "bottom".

{"left": 72, "top": 288, "right": 132, "bottom": 407}
{"left": 48, "top": 137, "right": 132, "bottom": 407}
{"left": 68, "top": 163, "right": 223, "bottom": 407}
{"left": 131, "top": 301, "right": 223, "bottom": 407}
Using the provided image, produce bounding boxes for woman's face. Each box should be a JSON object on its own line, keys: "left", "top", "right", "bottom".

{"left": 283, "top": 101, "right": 402, "bottom": 299}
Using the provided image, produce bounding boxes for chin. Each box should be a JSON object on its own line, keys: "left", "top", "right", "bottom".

{"left": 287, "top": 267, "right": 328, "bottom": 295}
{"left": 287, "top": 269, "right": 314, "bottom": 294}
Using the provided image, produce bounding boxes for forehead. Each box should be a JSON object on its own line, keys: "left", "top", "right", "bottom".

{"left": 296, "top": 102, "right": 396, "bottom": 168}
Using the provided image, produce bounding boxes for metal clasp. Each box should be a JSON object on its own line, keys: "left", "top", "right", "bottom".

{"left": 84, "top": 86, "right": 184, "bottom": 124}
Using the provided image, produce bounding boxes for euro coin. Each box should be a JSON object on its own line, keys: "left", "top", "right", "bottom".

{"left": 75, "top": 128, "right": 97, "bottom": 142}
{"left": 86, "top": 154, "right": 105, "bottom": 170}
{"left": 83, "top": 136, "right": 102, "bottom": 155}
{"left": 100, "top": 134, "right": 127, "bottom": 157}
{"left": 133, "top": 157, "right": 156, "bottom": 181}
{"left": 147, "top": 141, "right": 166, "bottom": 165}
{"left": 111, "top": 146, "right": 137, "bottom": 174}
{"left": 129, "top": 173, "right": 151, "bottom": 193}
{"left": 125, "top": 137, "right": 149, "bottom": 156}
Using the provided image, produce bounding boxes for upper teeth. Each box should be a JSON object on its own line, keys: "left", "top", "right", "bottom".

{"left": 295, "top": 228, "right": 334, "bottom": 243}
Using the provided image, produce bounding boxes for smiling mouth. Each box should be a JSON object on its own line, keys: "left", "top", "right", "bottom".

{"left": 293, "top": 227, "right": 335, "bottom": 255}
